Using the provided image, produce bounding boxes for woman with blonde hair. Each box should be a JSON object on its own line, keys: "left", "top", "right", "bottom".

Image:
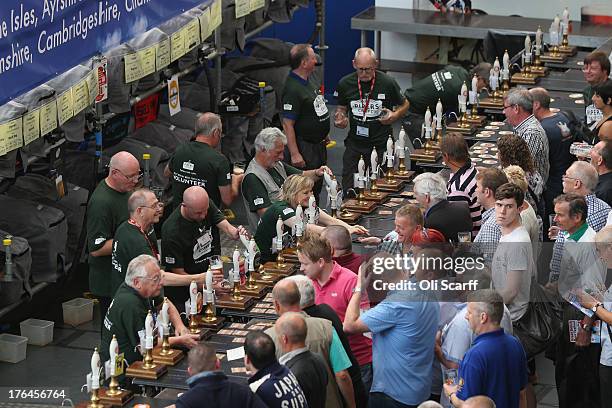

{"left": 255, "top": 174, "right": 368, "bottom": 262}
{"left": 503, "top": 165, "right": 542, "bottom": 258}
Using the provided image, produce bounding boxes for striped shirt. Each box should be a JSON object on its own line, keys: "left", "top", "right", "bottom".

{"left": 514, "top": 115, "right": 550, "bottom": 185}
{"left": 549, "top": 194, "right": 610, "bottom": 282}
{"left": 447, "top": 161, "right": 482, "bottom": 236}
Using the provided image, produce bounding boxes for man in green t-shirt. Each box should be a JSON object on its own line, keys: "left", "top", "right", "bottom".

{"left": 87, "top": 151, "right": 140, "bottom": 326}
{"left": 161, "top": 186, "right": 247, "bottom": 308}
{"left": 402, "top": 63, "right": 490, "bottom": 146}
{"left": 101, "top": 254, "right": 198, "bottom": 364}
{"left": 282, "top": 44, "right": 331, "bottom": 198}
{"left": 167, "top": 112, "right": 244, "bottom": 208}
{"left": 241, "top": 127, "right": 330, "bottom": 232}
{"left": 111, "top": 189, "right": 207, "bottom": 297}
{"left": 334, "top": 47, "right": 409, "bottom": 191}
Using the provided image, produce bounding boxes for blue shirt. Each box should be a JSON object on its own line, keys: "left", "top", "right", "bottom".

{"left": 361, "top": 289, "right": 440, "bottom": 405}
{"left": 457, "top": 329, "right": 528, "bottom": 408}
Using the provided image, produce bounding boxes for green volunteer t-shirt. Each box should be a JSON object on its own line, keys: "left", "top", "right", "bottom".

{"left": 170, "top": 141, "right": 231, "bottom": 208}
{"left": 242, "top": 163, "right": 302, "bottom": 212}
{"left": 111, "top": 221, "right": 158, "bottom": 296}
{"left": 100, "top": 283, "right": 164, "bottom": 364}
{"left": 161, "top": 203, "right": 226, "bottom": 274}
{"left": 255, "top": 200, "right": 296, "bottom": 263}
{"left": 86, "top": 180, "right": 130, "bottom": 298}
{"left": 404, "top": 65, "right": 470, "bottom": 115}
{"left": 282, "top": 72, "right": 331, "bottom": 143}
{"left": 335, "top": 70, "right": 405, "bottom": 147}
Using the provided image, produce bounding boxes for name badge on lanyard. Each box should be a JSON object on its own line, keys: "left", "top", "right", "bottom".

{"left": 356, "top": 125, "right": 369, "bottom": 137}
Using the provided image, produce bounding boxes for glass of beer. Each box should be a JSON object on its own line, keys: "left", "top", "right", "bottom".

{"left": 233, "top": 162, "right": 246, "bottom": 175}
{"left": 210, "top": 255, "right": 224, "bottom": 282}
{"left": 444, "top": 368, "right": 458, "bottom": 385}
{"left": 458, "top": 232, "right": 472, "bottom": 243}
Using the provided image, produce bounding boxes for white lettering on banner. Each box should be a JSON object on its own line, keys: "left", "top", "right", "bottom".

{"left": 125, "top": 0, "right": 153, "bottom": 13}
{"left": 37, "top": 4, "right": 121, "bottom": 55}
{"left": 350, "top": 99, "right": 382, "bottom": 119}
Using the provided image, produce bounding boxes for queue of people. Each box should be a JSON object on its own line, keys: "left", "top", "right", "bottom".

{"left": 84, "top": 43, "right": 612, "bottom": 408}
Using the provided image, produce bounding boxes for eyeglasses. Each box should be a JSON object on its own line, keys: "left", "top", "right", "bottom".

{"left": 141, "top": 275, "right": 162, "bottom": 284}
{"left": 356, "top": 67, "right": 375, "bottom": 73}
{"left": 114, "top": 168, "right": 143, "bottom": 182}
{"left": 139, "top": 201, "right": 164, "bottom": 210}
{"left": 562, "top": 174, "right": 580, "bottom": 181}
{"left": 502, "top": 104, "right": 517, "bottom": 110}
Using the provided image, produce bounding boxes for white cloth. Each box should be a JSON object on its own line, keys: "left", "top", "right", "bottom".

{"left": 492, "top": 226, "right": 534, "bottom": 322}
{"left": 520, "top": 203, "right": 541, "bottom": 258}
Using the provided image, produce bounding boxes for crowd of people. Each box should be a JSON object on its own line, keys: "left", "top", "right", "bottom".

{"left": 85, "top": 43, "right": 612, "bottom": 408}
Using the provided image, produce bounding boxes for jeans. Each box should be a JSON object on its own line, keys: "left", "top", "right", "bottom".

{"left": 368, "top": 392, "right": 417, "bottom": 408}
{"left": 360, "top": 363, "right": 373, "bottom": 395}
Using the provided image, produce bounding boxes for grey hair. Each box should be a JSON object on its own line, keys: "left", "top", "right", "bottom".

{"left": 195, "top": 113, "right": 221, "bottom": 136}
{"left": 466, "top": 289, "right": 504, "bottom": 325}
{"left": 413, "top": 173, "right": 448, "bottom": 202}
{"left": 354, "top": 47, "right": 376, "bottom": 60}
{"left": 285, "top": 275, "right": 315, "bottom": 308}
{"left": 417, "top": 402, "right": 444, "bottom": 408}
{"left": 127, "top": 188, "right": 153, "bottom": 215}
{"left": 569, "top": 161, "right": 599, "bottom": 192}
{"left": 504, "top": 88, "right": 533, "bottom": 112}
{"left": 254, "top": 127, "right": 287, "bottom": 152}
{"left": 529, "top": 87, "right": 551, "bottom": 109}
{"left": 125, "top": 254, "right": 158, "bottom": 287}
{"left": 469, "top": 62, "right": 492, "bottom": 82}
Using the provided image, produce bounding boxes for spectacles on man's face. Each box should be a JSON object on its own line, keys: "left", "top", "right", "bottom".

{"left": 562, "top": 174, "right": 580, "bottom": 182}
{"left": 503, "top": 104, "right": 517, "bottom": 110}
{"left": 115, "top": 168, "right": 143, "bottom": 182}
{"left": 139, "top": 201, "right": 164, "bottom": 211}
{"left": 355, "top": 66, "right": 375, "bottom": 73}
{"left": 141, "top": 274, "right": 162, "bottom": 284}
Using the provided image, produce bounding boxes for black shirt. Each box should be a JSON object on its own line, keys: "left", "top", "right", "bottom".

{"left": 595, "top": 172, "right": 612, "bottom": 206}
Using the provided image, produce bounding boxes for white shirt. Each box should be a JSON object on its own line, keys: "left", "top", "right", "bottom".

{"left": 492, "top": 226, "right": 534, "bottom": 322}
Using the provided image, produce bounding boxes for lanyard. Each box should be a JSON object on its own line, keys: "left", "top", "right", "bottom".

{"left": 357, "top": 72, "right": 376, "bottom": 122}
{"left": 128, "top": 218, "right": 159, "bottom": 259}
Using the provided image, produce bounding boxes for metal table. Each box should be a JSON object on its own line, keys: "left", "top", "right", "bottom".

{"left": 352, "top": 7, "right": 612, "bottom": 54}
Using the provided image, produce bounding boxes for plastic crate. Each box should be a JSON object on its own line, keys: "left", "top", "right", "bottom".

{"left": 0, "top": 334, "right": 27, "bottom": 363}
{"left": 62, "top": 298, "right": 94, "bottom": 327}
{"left": 20, "top": 318, "right": 54, "bottom": 346}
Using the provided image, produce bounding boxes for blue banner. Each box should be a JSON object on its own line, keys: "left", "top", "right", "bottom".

{"left": 0, "top": 0, "right": 205, "bottom": 106}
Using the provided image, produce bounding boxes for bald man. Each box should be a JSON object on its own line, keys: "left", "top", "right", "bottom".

{"left": 464, "top": 396, "right": 496, "bottom": 408}
{"left": 321, "top": 225, "right": 365, "bottom": 274}
{"left": 161, "top": 186, "right": 246, "bottom": 307}
{"left": 167, "top": 112, "right": 244, "bottom": 208}
{"left": 276, "top": 312, "right": 329, "bottom": 408}
{"left": 87, "top": 151, "right": 141, "bottom": 324}
{"left": 334, "top": 47, "right": 409, "bottom": 191}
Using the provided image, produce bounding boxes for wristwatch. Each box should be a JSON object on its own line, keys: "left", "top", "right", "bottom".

{"left": 352, "top": 287, "right": 362, "bottom": 294}
{"left": 591, "top": 303, "right": 603, "bottom": 313}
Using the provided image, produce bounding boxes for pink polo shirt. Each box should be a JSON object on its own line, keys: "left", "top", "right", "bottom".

{"left": 312, "top": 261, "right": 372, "bottom": 366}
